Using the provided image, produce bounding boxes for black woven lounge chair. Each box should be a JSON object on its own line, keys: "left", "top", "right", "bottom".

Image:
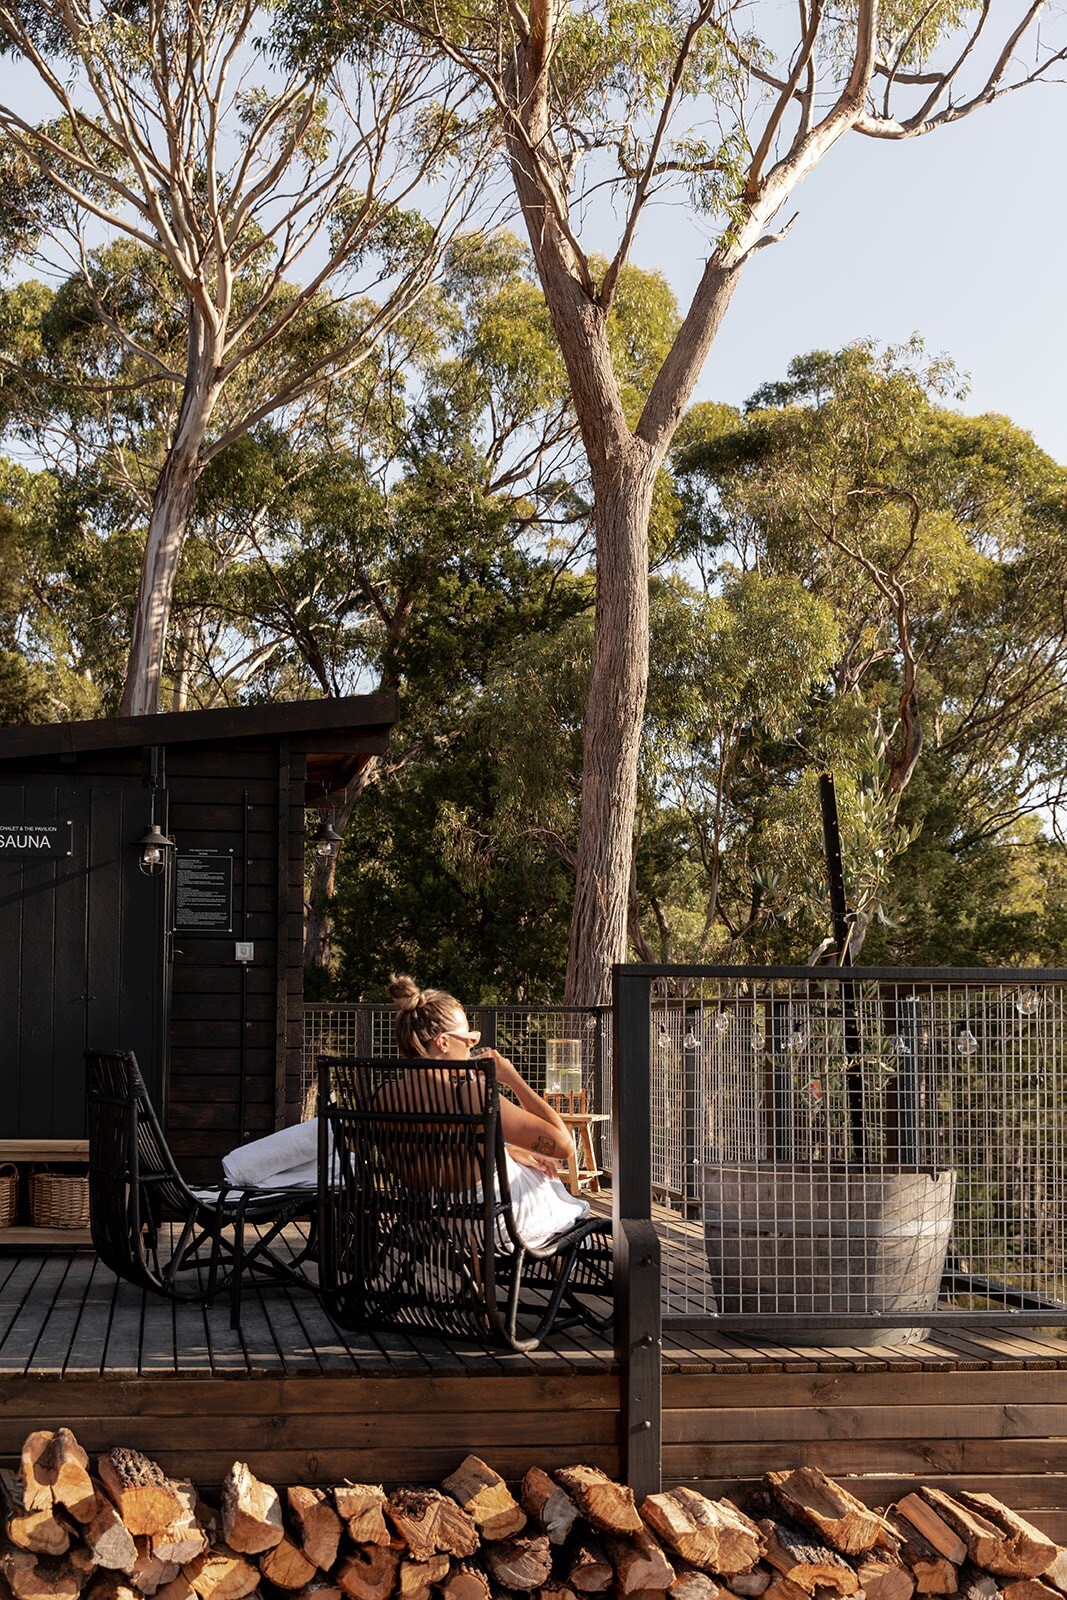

{"left": 85, "top": 1049, "right": 317, "bottom": 1328}
{"left": 316, "top": 1055, "right": 612, "bottom": 1351}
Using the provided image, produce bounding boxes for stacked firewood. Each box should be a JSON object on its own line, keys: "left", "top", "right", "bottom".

{"left": 3, "top": 1436, "right": 1066, "bottom": 1600}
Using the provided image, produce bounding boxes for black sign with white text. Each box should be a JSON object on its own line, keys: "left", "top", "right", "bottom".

{"left": 174, "top": 849, "right": 234, "bottom": 933}
{"left": 0, "top": 820, "right": 73, "bottom": 857}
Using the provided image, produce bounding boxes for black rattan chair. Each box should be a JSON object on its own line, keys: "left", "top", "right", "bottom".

{"left": 316, "top": 1055, "right": 612, "bottom": 1351}
{"left": 85, "top": 1049, "right": 317, "bottom": 1327}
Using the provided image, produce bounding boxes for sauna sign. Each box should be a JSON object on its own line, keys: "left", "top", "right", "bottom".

{"left": 174, "top": 848, "right": 234, "bottom": 933}
{"left": 0, "top": 819, "right": 73, "bottom": 857}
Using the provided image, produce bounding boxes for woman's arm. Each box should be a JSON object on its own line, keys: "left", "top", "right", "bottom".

{"left": 481, "top": 1050, "right": 575, "bottom": 1161}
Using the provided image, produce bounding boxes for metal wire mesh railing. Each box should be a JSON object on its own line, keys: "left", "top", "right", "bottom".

{"left": 303, "top": 1003, "right": 613, "bottom": 1167}
{"left": 625, "top": 966, "right": 1067, "bottom": 1336}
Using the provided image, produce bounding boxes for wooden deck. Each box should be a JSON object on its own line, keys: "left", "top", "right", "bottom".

{"left": 3, "top": 1223, "right": 1067, "bottom": 1534}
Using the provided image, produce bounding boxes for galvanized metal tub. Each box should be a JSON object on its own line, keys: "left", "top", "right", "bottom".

{"left": 702, "top": 1161, "right": 957, "bottom": 1346}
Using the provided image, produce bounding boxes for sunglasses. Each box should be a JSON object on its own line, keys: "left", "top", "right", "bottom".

{"left": 442, "top": 1029, "right": 482, "bottom": 1047}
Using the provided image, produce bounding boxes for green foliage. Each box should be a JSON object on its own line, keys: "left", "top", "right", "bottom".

{"left": 643, "top": 340, "right": 1067, "bottom": 964}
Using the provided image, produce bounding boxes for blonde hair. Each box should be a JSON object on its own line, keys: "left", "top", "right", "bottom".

{"left": 389, "top": 974, "right": 465, "bottom": 1056}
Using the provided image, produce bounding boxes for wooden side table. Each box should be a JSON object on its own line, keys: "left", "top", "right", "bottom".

{"left": 559, "top": 1113, "right": 610, "bottom": 1197}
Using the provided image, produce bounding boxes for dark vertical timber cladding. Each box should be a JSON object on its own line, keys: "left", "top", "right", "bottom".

{"left": 612, "top": 964, "right": 662, "bottom": 1499}
{"left": 167, "top": 742, "right": 280, "bottom": 1181}
{"left": 284, "top": 749, "right": 306, "bottom": 1128}
{"left": 275, "top": 738, "right": 290, "bottom": 1131}
{"left": 0, "top": 796, "right": 25, "bottom": 1129}
{"left": 0, "top": 779, "right": 166, "bottom": 1135}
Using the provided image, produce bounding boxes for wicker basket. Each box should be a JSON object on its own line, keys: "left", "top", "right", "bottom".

{"left": 0, "top": 1164, "right": 16, "bottom": 1229}
{"left": 30, "top": 1169, "right": 90, "bottom": 1230}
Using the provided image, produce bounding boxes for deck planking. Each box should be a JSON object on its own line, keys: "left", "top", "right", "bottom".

{"left": 4, "top": 1210, "right": 1067, "bottom": 1529}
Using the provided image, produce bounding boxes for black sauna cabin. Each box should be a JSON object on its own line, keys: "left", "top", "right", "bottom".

{"left": 0, "top": 694, "right": 395, "bottom": 1182}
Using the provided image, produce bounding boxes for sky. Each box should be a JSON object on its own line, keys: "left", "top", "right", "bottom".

{"left": 0, "top": 33, "right": 1062, "bottom": 465}
{"left": 635, "top": 83, "right": 1067, "bottom": 463}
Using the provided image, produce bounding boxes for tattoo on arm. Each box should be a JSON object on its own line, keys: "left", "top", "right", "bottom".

{"left": 533, "top": 1134, "right": 556, "bottom": 1155}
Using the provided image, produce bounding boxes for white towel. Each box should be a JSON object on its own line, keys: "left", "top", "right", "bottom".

{"left": 222, "top": 1120, "right": 321, "bottom": 1189}
{"left": 499, "top": 1153, "right": 590, "bottom": 1250}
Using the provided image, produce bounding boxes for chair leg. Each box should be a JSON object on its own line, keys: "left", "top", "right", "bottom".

{"left": 230, "top": 1201, "right": 248, "bottom": 1329}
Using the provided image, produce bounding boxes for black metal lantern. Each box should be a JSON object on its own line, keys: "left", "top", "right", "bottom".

{"left": 137, "top": 820, "right": 174, "bottom": 876}
{"left": 314, "top": 818, "right": 343, "bottom": 859}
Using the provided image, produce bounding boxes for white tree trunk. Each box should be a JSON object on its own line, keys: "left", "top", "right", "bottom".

{"left": 121, "top": 315, "right": 220, "bottom": 717}
{"left": 564, "top": 446, "right": 658, "bottom": 1005}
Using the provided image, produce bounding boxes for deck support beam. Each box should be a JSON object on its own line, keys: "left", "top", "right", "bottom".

{"left": 613, "top": 966, "right": 662, "bottom": 1499}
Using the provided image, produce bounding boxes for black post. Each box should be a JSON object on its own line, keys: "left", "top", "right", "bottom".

{"left": 613, "top": 965, "right": 662, "bottom": 1499}
{"left": 819, "top": 773, "right": 851, "bottom": 963}
{"left": 683, "top": 1007, "right": 701, "bottom": 1209}
{"left": 819, "top": 774, "right": 865, "bottom": 1163}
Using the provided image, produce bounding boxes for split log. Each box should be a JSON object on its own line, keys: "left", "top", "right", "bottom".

{"left": 290, "top": 1582, "right": 342, "bottom": 1600}
{"left": 522, "top": 1470, "right": 580, "bottom": 1546}
{"left": 1002, "top": 1586, "right": 1062, "bottom": 1600}
{"left": 18, "top": 1431, "right": 97, "bottom": 1525}
{"left": 537, "top": 1587, "right": 579, "bottom": 1600}
{"left": 765, "top": 1472, "right": 882, "bottom": 1558}
{"left": 758, "top": 1520, "right": 859, "bottom": 1596}
{"left": 1, "top": 1547, "right": 86, "bottom": 1600}
{"left": 130, "top": 1538, "right": 180, "bottom": 1597}
{"left": 258, "top": 1537, "right": 319, "bottom": 1592}
{"left": 287, "top": 1488, "right": 342, "bottom": 1574}
{"left": 442, "top": 1558, "right": 492, "bottom": 1600}
{"left": 956, "top": 1498, "right": 1058, "bottom": 1580}
{"left": 882, "top": 1511, "right": 958, "bottom": 1596}
{"left": 333, "top": 1487, "right": 391, "bottom": 1548}
{"left": 957, "top": 1564, "right": 1000, "bottom": 1600}
{"left": 762, "top": 1580, "right": 811, "bottom": 1600}
{"left": 97, "top": 1452, "right": 183, "bottom": 1540}
{"left": 386, "top": 1487, "right": 479, "bottom": 1561}
{"left": 398, "top": 1554, "right": 451, "bottom": 1600}
{"left": 184, "top": 1544, "right": 261, "bottom": 1600}
{"left": 85, "top": 1578, "right": 140, "bottom": 1600}
{"left": 335, "top": 1543, "right": 401, "bottom": 1600}
{"left": 443, "top": 1458, "right": 527, "bottom": 1541}
{"left": 569, "top": 1535, "right": 614, "bottom": 1594}
{"left": 895, "top": 1500, "right": 968, "bottom": 1568}
{"left": 729, "top": 1574, "right": 772, "bottom": 1598}
{"left": 1, "top": 1468, "right": 71, "bottom": 1556}
{"left": 221, "top": 1465, "right": 283, "bottom": 1556}
{"left": 919, "top": 1494, "right": 1011, "bottom": 1575}
{"left": 153, "top": 1484, "right": 210, "bottom": 1567}
{"left": 1040, "top": 1553, "right": 1067, "bottom": 1595}
{"left": 18, "top": 1434, "right": 62, "bottom": 1516}
{"left": 855, "top": 1551, "right": 916, "bottom": 1600}
{"left": 84, "top": 1500, "right": 138, "bottom": 1575}
{"left": 155, "top": 1575, "right": 197, "bottom": 1600}
{"left": 672, "top": 1568, "right": 725, "bottom": 1600}
{"left": 605, "top": 1529, "right": 676, "bottom": 1594}
{"left": 554, "top": 1469, "right": 643, "bottom": 1538}
{"left": 483, "top": 1535, "right": 553, "bottom": 1592}
{"left": 641, "top": 1490, "right": 763, "bottom": 1576}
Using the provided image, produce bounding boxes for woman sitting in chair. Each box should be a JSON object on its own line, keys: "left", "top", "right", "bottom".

{"left": 388, "top": 974, "right": 590, "bottom": 1249}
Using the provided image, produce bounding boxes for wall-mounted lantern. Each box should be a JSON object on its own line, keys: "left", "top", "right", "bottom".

{"left": 314, "top": 818, "right": 343, "bottom": 859}
{"left": 137, "top": 820, "right": 174, "bottom": 876}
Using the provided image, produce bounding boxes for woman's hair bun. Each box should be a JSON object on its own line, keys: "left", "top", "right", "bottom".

{"left": 388, "top": 973, "right": 422, "bottom": 1011}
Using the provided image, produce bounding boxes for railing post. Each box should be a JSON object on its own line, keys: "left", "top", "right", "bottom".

{"left": 613, "top": 964, "right": 662, "bottom": 1499}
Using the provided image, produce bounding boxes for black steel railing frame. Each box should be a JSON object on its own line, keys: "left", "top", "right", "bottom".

{"left": 613, "top": 961, "right": 1067, "bottom": 1494}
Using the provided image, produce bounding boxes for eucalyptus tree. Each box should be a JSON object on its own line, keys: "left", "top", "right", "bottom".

{"left": 339, "top": 0, "right": 1067, "bottom": 1001}
{"left": 0, "top": 0, "right": 487, "bottom": 714}
{"left": 673, "top": 343, "right": 1067, "bottom": 958}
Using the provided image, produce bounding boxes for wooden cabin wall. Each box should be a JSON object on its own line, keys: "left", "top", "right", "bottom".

{"left": 0, "top": 773, "right": 169, "bottom": 1134}
{"left": 167, "top": 740, "right": 307, "bottom": 1185}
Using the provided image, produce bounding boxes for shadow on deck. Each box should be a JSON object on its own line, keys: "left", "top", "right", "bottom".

{"left": 4, "top": 1215, "right": 1067, "bottom": 1534}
